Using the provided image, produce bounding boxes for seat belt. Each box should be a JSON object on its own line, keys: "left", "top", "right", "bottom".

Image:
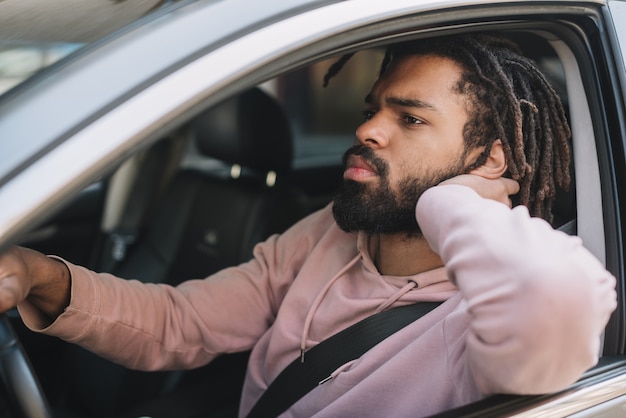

{"left": 93, "top": 136, "right": 186, "bottom": 272}
{"left": 246, "top": 301, "right": 443, "bottom": 418}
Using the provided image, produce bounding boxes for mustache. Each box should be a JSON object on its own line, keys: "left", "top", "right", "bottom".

{"left": 342, "top": 145, "right": 389, "bottom": 177}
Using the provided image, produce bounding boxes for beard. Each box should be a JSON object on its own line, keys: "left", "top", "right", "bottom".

{"left": 332, "top": 145, "right": 466, "bottom": 237}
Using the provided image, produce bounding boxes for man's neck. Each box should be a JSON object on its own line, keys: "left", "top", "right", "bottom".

{"left": 373, "top": 233, "right": 443, "bottom": 276}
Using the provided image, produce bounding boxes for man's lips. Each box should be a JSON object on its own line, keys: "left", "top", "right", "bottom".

{"left": 343, "top": 155, "right": 378, "bottom": 181}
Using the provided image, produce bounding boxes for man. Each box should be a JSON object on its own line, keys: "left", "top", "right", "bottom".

{"left": 0, "top": 33, "right": 617, "bottom": 417}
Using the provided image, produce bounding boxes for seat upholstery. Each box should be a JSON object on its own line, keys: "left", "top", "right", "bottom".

{"left": 61, "top": 88, "right": 310, "bottom": 417}
{"left": 115, "top": 87, "right": 309, "bottom": 285}
{"left": 193, "top": 88, "right": 293, "bottom": 175}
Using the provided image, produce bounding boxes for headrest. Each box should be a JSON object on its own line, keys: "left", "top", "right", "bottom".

{"left": 190, "top": 88, "right": 293, "bottom": 174}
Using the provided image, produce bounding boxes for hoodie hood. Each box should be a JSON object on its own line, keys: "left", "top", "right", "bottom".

{"left": 299, "top": 231, "right": 456, "bottom": 362}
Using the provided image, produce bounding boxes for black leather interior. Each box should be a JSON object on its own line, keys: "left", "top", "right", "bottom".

{"left": 60, "top": 88, "right": 311, "bottom": 417}
{"left": 116, "top": 88, "right": 309, "bottom": 285}
{"left": 192, "top": 88, "right": 293, "bottom": 175}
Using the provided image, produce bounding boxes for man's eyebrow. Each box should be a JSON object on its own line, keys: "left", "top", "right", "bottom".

{"left": 387, "top": 97, "right": 438, "bottom": 111}
{"left": 364, "top": 94, "right": 439, "bottom": 112}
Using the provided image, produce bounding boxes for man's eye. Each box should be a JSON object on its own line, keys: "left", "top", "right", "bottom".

{"left": 403, "top": 115, "right": 423, "bottom": 125}
{"left": 362, "top": 110, "right": 375, "bottom": 121}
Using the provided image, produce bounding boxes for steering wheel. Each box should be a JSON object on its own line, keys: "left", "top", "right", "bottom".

{"left": 0, "top": 314, "right": 52, "bottom": 418}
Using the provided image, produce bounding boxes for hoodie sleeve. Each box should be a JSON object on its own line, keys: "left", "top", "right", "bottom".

{"left": 416, "top": 184, "right": 617, "bottom": 395}
{"left": 18, "top": 206, "right": 336, "bottom": 371}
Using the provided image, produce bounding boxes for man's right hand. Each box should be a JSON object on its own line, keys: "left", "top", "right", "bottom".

{"left": 0, "top": 247, "right": 71, "bottom": 323}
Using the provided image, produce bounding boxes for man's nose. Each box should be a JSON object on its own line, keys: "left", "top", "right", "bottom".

{"left": 355, "top": 114, "right": 390, "bottom": 149}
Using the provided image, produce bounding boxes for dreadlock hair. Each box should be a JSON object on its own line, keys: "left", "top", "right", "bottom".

{"left": 325, "top": 33, "right": 571, "bottom": 223}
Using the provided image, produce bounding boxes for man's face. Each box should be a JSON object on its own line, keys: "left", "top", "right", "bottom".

{"left": 333, "top": 54, "right": 479, "bottom": 236}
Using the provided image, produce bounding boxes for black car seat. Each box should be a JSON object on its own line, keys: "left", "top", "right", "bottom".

{"left": 60, "top": 88, "right": 311, "bottom": 417}
{"left": 115, "top": 87, "right": 310, "bottom": 284}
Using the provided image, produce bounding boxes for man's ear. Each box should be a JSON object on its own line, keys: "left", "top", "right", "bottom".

{"left": 469, "top": 139, "right": 507, "bottom": 179}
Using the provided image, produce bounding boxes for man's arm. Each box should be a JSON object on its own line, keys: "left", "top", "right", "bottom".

{"left": 416, "top": 179, "right": 617, "bottom": 395}
{"left": 0, "top": 246, "right": 70, "bottom": 322}
{"left": 1, "top": 206, "right": 334, "bottom": 371}
{"left": 4, "top": 242, "right": 285, "bottom": 371}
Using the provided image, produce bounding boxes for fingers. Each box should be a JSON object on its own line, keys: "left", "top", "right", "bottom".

{"left": 494, "top": 178, "right": 520, "bottom": 208}
{"left": 0, "top": 275, "right": 28, "bottom": 313}
{"left": 500, "top": 177, "right": 520, "bottom": 196}
{"left": 439, "top": 174, "right": 520, "bottom": 207}
{"left": 0, "top": 247, "right": 30, "bottom": 313}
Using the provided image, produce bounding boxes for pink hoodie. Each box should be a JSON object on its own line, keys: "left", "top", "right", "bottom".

{"left": 19, "top": 184, "right": 617, "bottom": 417}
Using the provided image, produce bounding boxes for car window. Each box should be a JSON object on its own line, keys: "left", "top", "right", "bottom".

{"left": 0, "top": 0, "right": 176, "bottom": 98}
{"left": 266, "top": 38, "right": 576, "bottom": 227}
{"left": 0, "top": 41, "right": 82, "bottom": 96}
{"left": 277, "top": 49, "right": 385, "bottom": 170}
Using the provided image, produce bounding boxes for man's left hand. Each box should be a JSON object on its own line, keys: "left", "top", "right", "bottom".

{"left": 439, "top": 175, "right": 520, "bottom": 208}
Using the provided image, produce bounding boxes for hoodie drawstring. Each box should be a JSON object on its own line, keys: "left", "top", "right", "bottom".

{"left": 299, "top": 257, "right": 418, "bottom": 363}
{"left": 375, "top": 280, "right": 418, "bottom": 313}
{"left": 300, "top": 254, "right": 361, "bottom": 363}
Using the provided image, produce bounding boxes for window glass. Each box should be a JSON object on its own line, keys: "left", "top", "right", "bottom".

{"left": 0, "top": 0, "right": 170, "bottom": 98}
{"left": 275, "top": 49, "right": 386, "bottom": 168}
{"left": 0, "top": 41, "right": 82, "bottom": 95}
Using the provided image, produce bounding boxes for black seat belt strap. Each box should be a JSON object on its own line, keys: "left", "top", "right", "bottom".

{"left": 94, "top": 138, "right": 183, "bottom": 272}
{"left": 246, "top": 301, "right": 443, "bottom": 418}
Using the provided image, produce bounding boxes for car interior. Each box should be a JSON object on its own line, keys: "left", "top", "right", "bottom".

{"left": 3, "top": 26, "right": 611, "bottom": 417}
